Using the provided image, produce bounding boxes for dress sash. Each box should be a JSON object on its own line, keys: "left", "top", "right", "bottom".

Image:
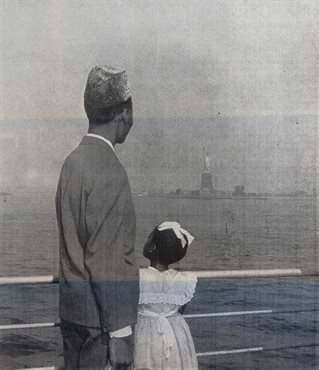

{"left": 138, "top": 309, "right": 179, "bottom": 358}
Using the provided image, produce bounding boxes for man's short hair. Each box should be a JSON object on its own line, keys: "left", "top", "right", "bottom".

{"left": 85, "top": 97, "right": 132, "bottom": 125}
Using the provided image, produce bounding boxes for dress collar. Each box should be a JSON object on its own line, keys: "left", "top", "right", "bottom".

{"left": 148, "top": 266, "right": 179, "bottom": 278}
{"left": 86, "top": 133, "right": 114, "bottom": 152}
{"left": 148, "top": 266, "right": 159, "bottom": 272}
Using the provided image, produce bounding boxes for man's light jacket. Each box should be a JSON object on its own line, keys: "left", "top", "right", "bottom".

{"left": 56, "top": 135, "right": 139, "bottom": 332}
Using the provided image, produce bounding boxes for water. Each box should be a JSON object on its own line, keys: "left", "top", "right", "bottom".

{"left": 1, "top": 279, "right": 318, "bottom": 369}
{"left": 0, "top": 192, "right": 317, "bottom": 276}
{"left": 0, "top": 192, "right": 318, "bottom": 369}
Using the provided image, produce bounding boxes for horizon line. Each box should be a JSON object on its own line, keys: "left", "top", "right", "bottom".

{"left": 1, "top": 113, "right": 318, "bottom": 123}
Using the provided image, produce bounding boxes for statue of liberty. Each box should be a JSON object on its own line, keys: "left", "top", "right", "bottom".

{"left": 201, "top": 148, "right": 213, "bottom": 191}
{"left": 203, "top": 147, "right": 211, "bottom": 173}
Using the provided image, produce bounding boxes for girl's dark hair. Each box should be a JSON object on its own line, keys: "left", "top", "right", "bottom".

{"left": 152, "top": 227, "right": 189, "bottom": 265}
{"left": 85, "top": 97, "right": 132, "bottom": 125}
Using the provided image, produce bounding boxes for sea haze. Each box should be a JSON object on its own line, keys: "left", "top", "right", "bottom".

{"left": 0, "top": 115, "right": 317, "bottom": 276}
{"left": 0, "top": 115, "right": 317, "bottom": 195}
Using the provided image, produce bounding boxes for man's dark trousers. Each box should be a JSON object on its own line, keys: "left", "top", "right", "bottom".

{"left": 60, "top": 320, "right": 109, "bottom": 370}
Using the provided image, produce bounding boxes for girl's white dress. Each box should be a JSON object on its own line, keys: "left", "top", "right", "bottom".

{"left": 134, "top": 267, "right": 198, "bottom": 370}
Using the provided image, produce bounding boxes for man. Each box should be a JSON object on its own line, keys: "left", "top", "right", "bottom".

{"left": 56, "top": 65, "right": 139, "bottom": 369}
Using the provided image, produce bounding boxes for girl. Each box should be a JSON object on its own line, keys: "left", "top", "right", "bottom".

{"left": 134, "top": 221, "right": 198, "bottom": 370}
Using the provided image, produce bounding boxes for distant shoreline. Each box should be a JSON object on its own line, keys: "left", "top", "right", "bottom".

{"left": 134, "top": 193, "right": 315, "bottom": 200}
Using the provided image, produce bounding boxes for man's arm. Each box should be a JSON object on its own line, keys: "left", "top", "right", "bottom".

{"left": 84, "top": 166, "right": 139, "bottom": 333}
{"left": 178, "top": 304, "right": 187, "bottom": 315}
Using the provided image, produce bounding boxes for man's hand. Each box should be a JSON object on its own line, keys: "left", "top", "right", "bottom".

{"left": 109, "top": 334, "right": 134, "bottom": 369}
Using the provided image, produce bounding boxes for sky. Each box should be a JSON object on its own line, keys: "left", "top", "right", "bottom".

{"left": 0, "top": 0, "right": 318, "bottom": 193}
{"left": 1, "top": 0, "right": 318, "bottom": 120}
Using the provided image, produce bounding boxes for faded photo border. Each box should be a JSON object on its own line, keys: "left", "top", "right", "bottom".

{"left": 0, "top": 1, "right": 318, "bottom": 369}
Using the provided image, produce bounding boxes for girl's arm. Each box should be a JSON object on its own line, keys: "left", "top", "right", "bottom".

{"left": 178, "top": 304, "right": 187, "bottom": 314}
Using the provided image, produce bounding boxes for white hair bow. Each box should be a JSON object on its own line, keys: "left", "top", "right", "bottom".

{"left": 157, "top": 221, "right": 195, "bottom": 248}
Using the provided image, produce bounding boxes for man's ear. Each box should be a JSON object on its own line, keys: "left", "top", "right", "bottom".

{"left": 122, "top": 107, "right": 133, "bottom": 125}
{"left": 123, "top": 107, "right": 129, "bottom": 115}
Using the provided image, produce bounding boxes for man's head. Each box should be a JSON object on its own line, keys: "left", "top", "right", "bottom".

{"left": 84, "top": 65, "right": 133, "bottom": 143}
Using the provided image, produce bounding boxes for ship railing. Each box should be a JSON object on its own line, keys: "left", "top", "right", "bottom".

{"left": 1, "top": 268, "right": 318, "bottom": 370}
{"left": 0, "top": 268, "right": 303, "bottom": 284}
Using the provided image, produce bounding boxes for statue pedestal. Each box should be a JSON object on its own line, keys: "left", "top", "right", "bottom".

{"left": 201, "top": 172, "right": 213, "bottom": 192}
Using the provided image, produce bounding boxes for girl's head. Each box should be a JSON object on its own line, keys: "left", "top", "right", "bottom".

{"left": 143, "top": 222, "right": 194, "bottom": 266}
